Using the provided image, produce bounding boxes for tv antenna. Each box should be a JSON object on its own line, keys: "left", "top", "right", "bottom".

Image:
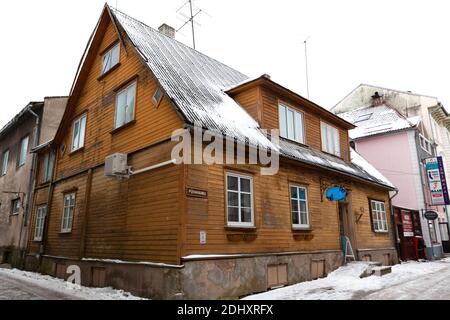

{"left": 304, "top": 36, "right": 311, "bottom": 100}
{"left": 176, "top": 0, "right": 208, "bottom": 49}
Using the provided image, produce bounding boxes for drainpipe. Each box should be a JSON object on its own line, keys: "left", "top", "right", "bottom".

{"left": 389, "top": 190, "right": 400, "bottom": 262}
{"left": 17, "top": 106, "right": 40, "bottom": 267}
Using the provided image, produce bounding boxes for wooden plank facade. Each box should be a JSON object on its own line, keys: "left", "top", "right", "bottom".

{"left": 24, "top": 5, "right": 397, "bottom": 299}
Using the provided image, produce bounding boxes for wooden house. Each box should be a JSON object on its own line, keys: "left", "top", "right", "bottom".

{"left": 26, "top": 5, "right": 397, "bottom": 299}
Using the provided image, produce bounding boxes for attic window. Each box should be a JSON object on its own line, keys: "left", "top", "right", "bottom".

{"left": 153, "top": 87, "right": 163, "bottom": 107}
{"left": 355, "top": 113, "right": 373, "bottom": 123}
{"left": 101, "top": 43, "right": 120, "bottom": 75}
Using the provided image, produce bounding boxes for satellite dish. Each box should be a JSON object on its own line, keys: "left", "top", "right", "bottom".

{"left": 326, "top": 186, "right": 348, "bottom": 202}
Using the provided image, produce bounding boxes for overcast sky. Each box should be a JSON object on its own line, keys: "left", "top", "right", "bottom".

{"left": 1, "top": 0, "right": 449, "bottom": 128}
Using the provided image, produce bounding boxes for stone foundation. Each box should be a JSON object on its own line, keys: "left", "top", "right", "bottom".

{"left": 357, "top": 247, "right": 399, "bottom": 265}
{"left": 24, "top": 250, "right": 343, "bottom": 299}
{"left": 0, "top": 246, "right": 26, "bottom": 268}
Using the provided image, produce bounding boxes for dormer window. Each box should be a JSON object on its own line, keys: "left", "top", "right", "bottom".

{"left": 278, "top": 103, "right": 305, "bottom": 144}
{"left": 101, "top": 43, "right": 120, "bottom": 75}
{"left": 321, "top": 121, "right": 341, "bottom": 157}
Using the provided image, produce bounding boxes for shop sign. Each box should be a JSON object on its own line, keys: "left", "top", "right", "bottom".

{"left": 425, "top": 157, "right": 450, "bottom": 205}
{"left": 401, "top": 210, "right": 414, "bottom": 237}
{"left": 325, "top": 186, "right": 348, "bottom": 202}
{"left": 424, "top": 210, "right": 439, "bottom": 221}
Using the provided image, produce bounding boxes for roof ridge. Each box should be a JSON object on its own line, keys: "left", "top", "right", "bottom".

{"left": 108, "top": 5, "right": 248, "bottom": 80}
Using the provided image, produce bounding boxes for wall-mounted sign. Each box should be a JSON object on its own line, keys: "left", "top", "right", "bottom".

{"left": 187, "top": 188, "right": 208, "bottom": 199}
{"left": 425, "top": 157, "right": 450, "bottom": 205}
{"left": 401, "top": 210, "right": 414, "bottom": 237}
{"left": 424, "top": 210, "right": 439, "bottom": 221}
{"left": 200, "top": 231, "right": 207, "bottom": 245}
{"left": 326, "top": 186, "right": 348, "bottom": 202}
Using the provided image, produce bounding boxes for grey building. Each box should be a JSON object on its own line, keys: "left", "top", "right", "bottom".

{"left": 0, "top": 97, "right": 67, "bottom": 267}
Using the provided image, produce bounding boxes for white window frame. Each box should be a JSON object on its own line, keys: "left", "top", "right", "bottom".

{"left": 18, "top": 136, "right": 29, "bottom": 167}
{"left": 61, "top": 193, "right": 76, "bottom": 233}
{"left": 114, "top": 82, "right": 137, "bottom": 129}
{"left": 71, "top": 114, "right": 87, "bottom": 152}
{"left": 320, "top": 121, "right": 341, "bottom": 157}
{"left": 101, "top": 43, "right": 120, "bottom": 75}
{"left": 370, "top": 200, "right": 388, "bottom": 233}
{"left": 34, "top": 206, "right": 47, "bottom": 241}
{"left": 419, "top": 134, "right": 432, "bottom": 155}
{"left": 226, "top": 172, "right": 254, "bottom": 228}
{"left": 1, "top": 149, "right": 9, "bottom": 176}
{"left": 290, "top": 185, "right": 310, "bottom": 229}
{"left": 278, "top": 103, "right": 305, "bottom": 144}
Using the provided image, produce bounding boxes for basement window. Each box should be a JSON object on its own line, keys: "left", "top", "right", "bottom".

{"left": 101, "top": 43, "right": 120, "bottom": 75}
{"left": 153, "top": 87, "right": 163, "bottom": 107}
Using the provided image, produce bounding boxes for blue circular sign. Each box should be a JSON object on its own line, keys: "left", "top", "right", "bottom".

{"left": 326, "top": 186, "right": 348, "bottom": 202}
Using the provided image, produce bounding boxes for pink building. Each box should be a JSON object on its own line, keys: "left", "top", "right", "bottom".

{"left": 337, "top": 98, "right": 449, "bottom": 260}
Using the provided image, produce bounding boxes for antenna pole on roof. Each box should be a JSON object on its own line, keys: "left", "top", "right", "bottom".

{"left": 304, "top": 37, "right": 310, "bottom": 100}
{"left": 176, "top": 0, "right": 207, "bottom": 49}
{"left": 189, "top": 0, "right": 196, "bottom": 49}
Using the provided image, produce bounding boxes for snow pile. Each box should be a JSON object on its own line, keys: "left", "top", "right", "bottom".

{"left": 244, "top": 260, "right": 450, "bottom": 300}
{"left": 0, "top": 268, "right": 146, "bottom": 300}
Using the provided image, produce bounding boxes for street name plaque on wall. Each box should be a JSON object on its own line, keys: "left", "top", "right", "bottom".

{"left": 187, "top": 188, "right": 208, "bottom": 199}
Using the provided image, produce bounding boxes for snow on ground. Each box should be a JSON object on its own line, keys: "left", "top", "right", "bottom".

{"left": 244, "top": 258, "right": 450, "bottom": 300}
{"left": 0, "top": 268, "right": 146, "bottom": 300}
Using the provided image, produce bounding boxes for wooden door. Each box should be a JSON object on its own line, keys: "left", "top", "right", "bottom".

{"left": 338, "top": 202, "right": 357, "bottom": 254}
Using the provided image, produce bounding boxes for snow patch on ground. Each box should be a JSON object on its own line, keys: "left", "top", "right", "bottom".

{"left": 0, "top": 268, "right": 146, "bottom": 300}
{"left": 244, "top": 259, "right": 450, "bottom": 300}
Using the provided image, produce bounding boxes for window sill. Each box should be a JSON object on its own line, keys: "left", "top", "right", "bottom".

{"left": 292, "top": 226, "right": 313, "bottom": 232}
{"left": 373, "top": 230, "right": 389, "bottom": 235}
{"left": 110, "top": 120, "right": 136, "bottom": 135}
{"left": 59, "top": 231, "right": 72, "bottom": 235}
{"left": 225, "top": 225, "right": 257, "bottom": 232}
{"left": 69, "top": 147, "right": 84, "bottom": 157}
{"left": 321, "top": 150, "right": 343, "bottom": 160}
{"left": 33, "top": 239, "right": 43, "bottom": 243}
{"left": 280, "top": 137, "right": 309, "bottom": 148}
{"left": 97, "top": 63, "right": 121, "bottom": 81}
{"left": 10, "top": 213, "right": 19, "bottom": 217}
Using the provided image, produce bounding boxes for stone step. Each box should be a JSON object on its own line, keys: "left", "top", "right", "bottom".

{"left": 372, "top": 266, "right": 392, "bottom": 277}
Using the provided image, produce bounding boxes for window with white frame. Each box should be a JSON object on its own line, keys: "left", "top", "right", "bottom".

{"left": 439, "top": 223, "right": 450, "bottom": 242}
{"left": 419, "top": 134, "right": 432, "bottom": 154}
{"left": 61, "top": 193, "right": 76, "bottom": 233}
{"left": 321, "top": 122, "right": 340, "bottom": 157}
{"left": 370, "top": 200, "right": 388, "bottom": 232}
{"left": 278, "top": 103, "right": 305, "bottom": 144}
{"left": 429, "top": 220, "right": 438, "bottom": 243}
{"left": 42, "top": 151, "right": 55, "bottom": 183}
{"left": 11, "top": 198, "right": 20, "bottom": 215}
{"left": 71, "top": 114, "right": 87, "bottom": 152}
{"left": 1, "top": 150, "right": 9, "bottom": 176}
{"left": 101, "top": 43, "right": 120, "bottom": 75}
{"left": 34, "top": 206, "right": 47, "bottom": 241}
{"left": 115, "top": 82, "right": 137, "bottom": 129}
{"left": 226, "top": 173, "right": 254, "bottom": 227}
{"left": 290, "top": 185, "right": 310, "bottom": 228}
{"left": 18, "top": 136, "right": 29, "bottom": 167}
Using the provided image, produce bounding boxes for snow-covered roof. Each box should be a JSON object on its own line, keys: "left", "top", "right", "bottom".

{"left": 108, "top": 6, "right": 394, "bottom": 190}
{"left": 338, "top": 104, "right": 419, "bottom": 140}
